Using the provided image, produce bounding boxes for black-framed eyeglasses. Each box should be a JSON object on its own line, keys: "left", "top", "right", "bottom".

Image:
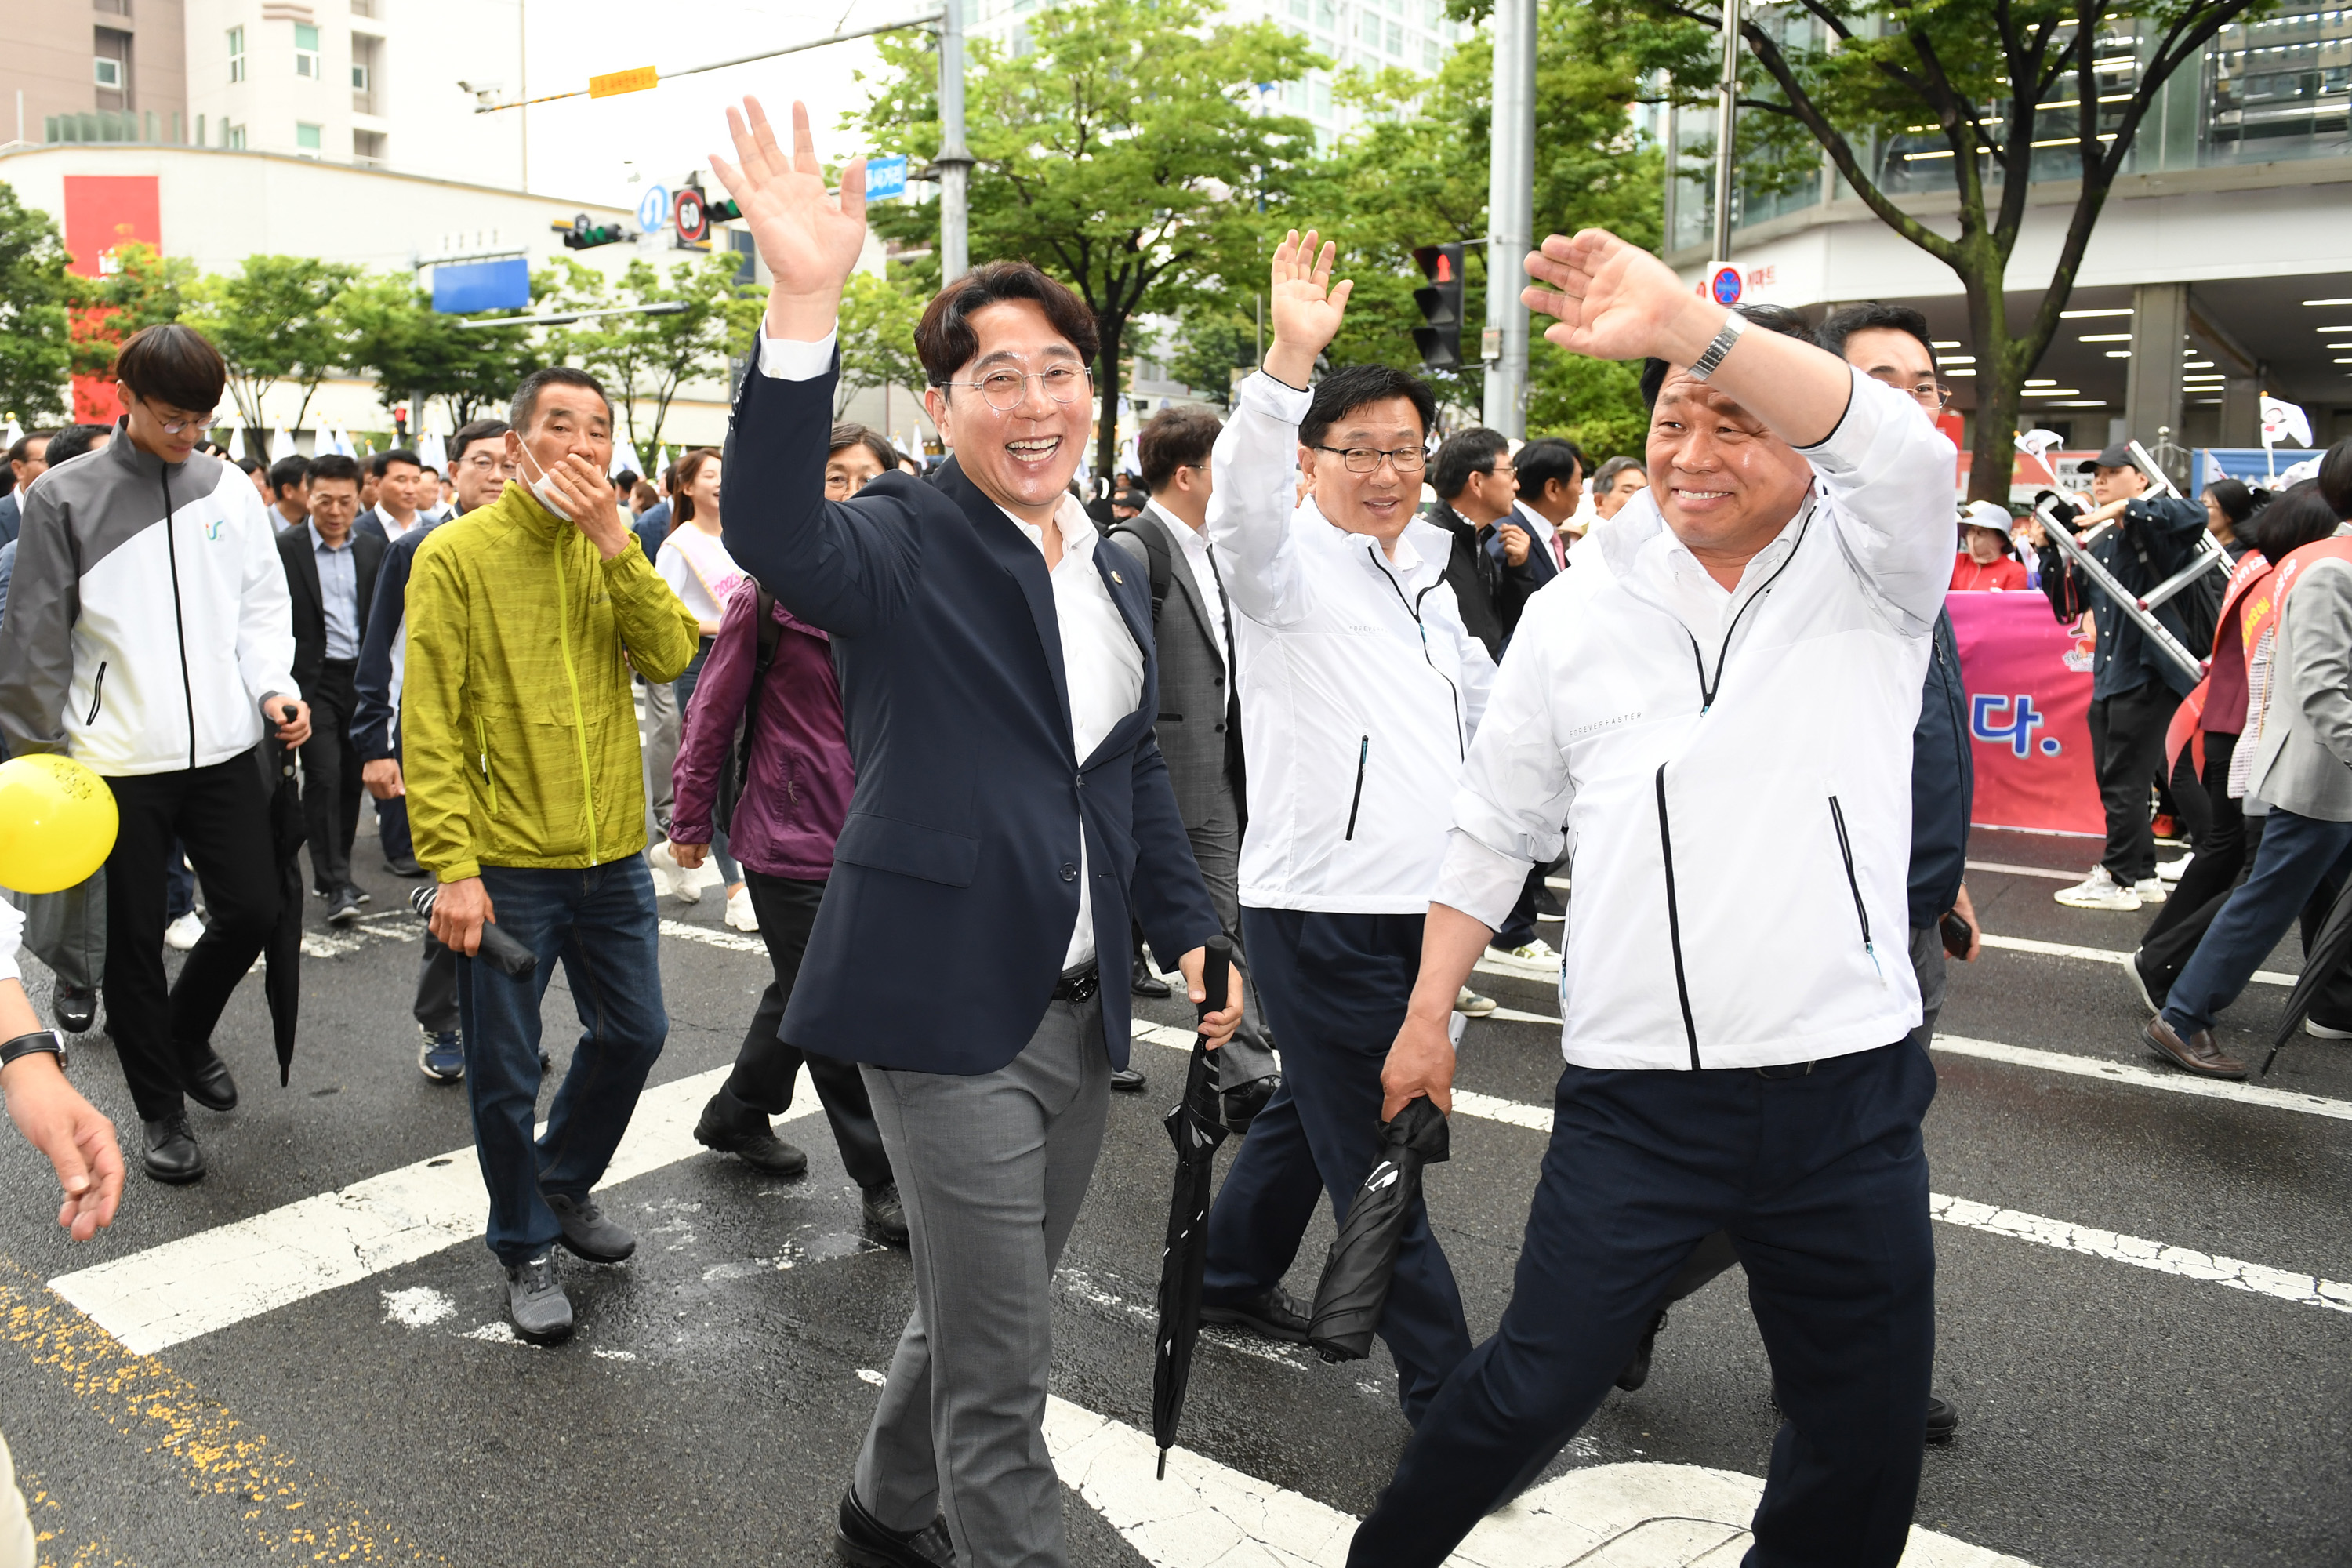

{"left": 1312, "top": 444, "right": 1428, "bottom": 474}
{"left": 936, "top": 364, "right": 1094, "bottom": 412}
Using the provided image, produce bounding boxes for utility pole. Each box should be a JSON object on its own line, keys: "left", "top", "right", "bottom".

{"left": 1481, "top": 0, "right": 1534, "bottom": 438}
{"left": 936, "top": 0, "right": 973, "bottom": 281}
{"left": 1711, "top": 0, "right": 1741, "bottom": 264}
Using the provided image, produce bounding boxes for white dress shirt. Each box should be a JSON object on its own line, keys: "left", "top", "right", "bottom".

{"left": 1151, "top": 500, "right": 1229, "bottom": 673}
{"left": 757, "top": 326, "right": 1145, "bottom": 971}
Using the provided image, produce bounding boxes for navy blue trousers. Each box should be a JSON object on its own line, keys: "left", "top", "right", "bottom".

{"left": 1202, "top": 907, "right": 1472, "bottom": 1423}
{"left": 1349, "top": 1040, "right": 1937, "bottom": 1568}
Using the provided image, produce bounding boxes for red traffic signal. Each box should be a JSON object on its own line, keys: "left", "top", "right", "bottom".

{"left": 1410, "top": 243, "right": 1465, "bottom": 372}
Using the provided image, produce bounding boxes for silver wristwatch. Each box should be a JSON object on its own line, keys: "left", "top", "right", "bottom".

{"left": 1688, "top": 311, "right": 1747, "bottom": 381}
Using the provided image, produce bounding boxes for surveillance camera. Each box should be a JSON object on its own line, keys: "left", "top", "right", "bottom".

{"left": 456, "top": 78, "right": 504, "bottom": 95}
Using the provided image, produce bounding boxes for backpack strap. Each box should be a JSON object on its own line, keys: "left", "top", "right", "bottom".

{"left": 1106, "top": 521, "right": 1173, "bottom": 624}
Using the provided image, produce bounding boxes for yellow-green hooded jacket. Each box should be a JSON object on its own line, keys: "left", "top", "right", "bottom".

{"left": 403, "top": 481, "right": 700, "bottom": 882}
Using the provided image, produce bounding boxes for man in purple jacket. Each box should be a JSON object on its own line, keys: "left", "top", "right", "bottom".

{"left": 668, "top": 580, "right": 904, "bottom": 1243}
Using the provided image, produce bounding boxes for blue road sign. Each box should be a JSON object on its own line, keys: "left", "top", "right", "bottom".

{"left": 432, "top": 256, "right": 531, "bottom": 314}
{"left": 638, "top": 185, "right": 672, "bottom": 234}
{"left": 865, "top": 155, "right": 909, "bottom": 201}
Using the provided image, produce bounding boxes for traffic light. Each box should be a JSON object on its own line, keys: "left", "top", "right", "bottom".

{"left": 554, "top": 213, "right": 630, "bottom": 250}
{"left": 1410, "top": 243, "right": 1464, "bottom": 372}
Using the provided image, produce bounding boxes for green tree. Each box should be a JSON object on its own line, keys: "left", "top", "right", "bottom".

{"left": 0, "top": 183, "right": 73, "bottom": 426}
{"left": 837, "top": 267, "right": 931, "bottom": 419}
{"left": 1583, "top": 0, "right": 2268, "bottom": 499}
{"left": 1310, "top": 9, "right": 1662, "bottom": 441}
{"left": 1160, "top": 305, "right": 1258, "bottom": 409}
{"left": 556, "top": 251, "right": 759, "bottom": 456}
{"left": 183, "top": 256, "right": 361, "bottom": 441}
{"left": 67, "top": 240, "right": 199, "bottom": 383}
{"left": 339, "top": 266, "right": 563, "bottom": 433}
{"left": 857, "top": 0, "right": 1323, "bottom": 477}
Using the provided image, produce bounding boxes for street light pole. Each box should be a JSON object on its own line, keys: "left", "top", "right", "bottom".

{"left": 1711, "top": 0, "right": 1741, "bottom": 265}
{"left": 1481, "top": 0, "right": 1534, "bottom": 438}
{"left": 935, "top": 0, "right": 974, "bottom": 281}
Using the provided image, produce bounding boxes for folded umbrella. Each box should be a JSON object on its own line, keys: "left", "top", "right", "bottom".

{"left": 2262, "top": 873, "right": 2352, "bottom": 1076}
{"left": 1149, "top": 935, "right": 1233, "bottom": 1479}
{"left": 1307, "top": 1095, "right": 1450, "bottom": 1363}
{"left": 261, "top": 739, "right": 307, "bottom": 1086}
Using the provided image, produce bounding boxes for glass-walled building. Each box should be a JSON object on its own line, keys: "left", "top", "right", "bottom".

{"left": 1664, "top": 5, "right": 2352, "bottom": 456}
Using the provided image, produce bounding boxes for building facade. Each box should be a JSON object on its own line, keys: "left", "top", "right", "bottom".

{"left": 1665, "top": 5, "right": 2352, "bottom": 459}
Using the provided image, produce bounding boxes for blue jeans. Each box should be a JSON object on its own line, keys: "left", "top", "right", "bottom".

{"left": 456, "top": 858, "right": 669, "bottom": 1265}
{"left": 1348, "top": 1040, "right": 1938, "bottom": 1568}
{"left": 2163, "top": 806, "right": 2352, "bottom": 1036}
{"left": 1203, "top": 907, "right": 1472, "bottom": 1423}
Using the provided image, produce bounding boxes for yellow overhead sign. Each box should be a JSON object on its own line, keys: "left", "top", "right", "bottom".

{"left": 589, "top": 66, "right": 659, "bottom": 99}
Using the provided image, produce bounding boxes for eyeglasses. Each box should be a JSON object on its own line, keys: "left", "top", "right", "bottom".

{"left": 1870, "top": 372, "right": 1951, "bottom": 412}
{"left": 133, "top": 396, "right": 209, "bottom": 435}
{"left": 1312, "top": 444, "right": 1428, "bottom": 474}
{"left": 938, "top": 364, "right": 1093, "bottom": 412}
{"left": 460, "top": 454, "right": 518, "bottom": 474}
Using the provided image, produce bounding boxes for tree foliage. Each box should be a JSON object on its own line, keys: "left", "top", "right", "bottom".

{"left": 67, "top": 241, "right": 198, "bottom": 382}
{"left": 340, "top": 267, "right": 565, "bottom": 432}
{"left": 856, "top": 0, "right": 1323, "bottom": 476}
{"left": 1581, "top": 0, "right": 2267, "bottom": 497}
{"left": 837, "top": 268, "right": 931, "bottom": 419}
{"left": 183, "top": 256, "right": 362, "bottom": 440}
{"left": 554, "top": 251, "right": 760, "bottom": 456}
{"left": 0, "top": 183, "right": 74, "bottom": 426}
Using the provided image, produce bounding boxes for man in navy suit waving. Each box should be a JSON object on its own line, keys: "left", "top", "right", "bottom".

{"left": 713, "top": 99, "right": 1240, "bottom": 1568}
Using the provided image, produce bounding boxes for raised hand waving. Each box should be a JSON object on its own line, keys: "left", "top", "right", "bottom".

{"left": 710, "top": 97, "right": 869, "bottom": 338}
{"left": 1263, "top": 229, "right": 1354, "bottom": 389}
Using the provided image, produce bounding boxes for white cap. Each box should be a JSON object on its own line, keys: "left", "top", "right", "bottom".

{"left": 1961, "top": 499, "right": 2014, "bottom": 534}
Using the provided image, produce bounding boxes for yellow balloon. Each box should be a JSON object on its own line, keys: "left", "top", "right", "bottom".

{"left": 0, "top": 754, "right": 119, "bottom": 895}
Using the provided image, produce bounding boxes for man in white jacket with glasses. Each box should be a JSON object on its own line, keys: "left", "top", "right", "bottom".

{"left": 1347, "top": 230, "right": 1955, "bottom": 1567}
{"left": 1193, "top": 230, "right": 1495, "bottom": 1426}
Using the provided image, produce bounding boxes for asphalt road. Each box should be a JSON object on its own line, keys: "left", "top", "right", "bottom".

{"left": 0, "top": 822, "right": 2345, "bottom": 1566}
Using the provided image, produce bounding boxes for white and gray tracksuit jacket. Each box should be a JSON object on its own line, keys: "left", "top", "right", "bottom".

{"left": 0, "top": 437, "right": 298, "bottom": 776}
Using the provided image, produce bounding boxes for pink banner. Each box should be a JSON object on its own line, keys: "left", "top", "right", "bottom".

{"left": 1946, "top": 590, "right": 2102, "bottom": 837}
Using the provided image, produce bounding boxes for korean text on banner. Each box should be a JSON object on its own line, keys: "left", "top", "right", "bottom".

{"left": 1947, "top": 590, "right": 2103, "bottom": 837}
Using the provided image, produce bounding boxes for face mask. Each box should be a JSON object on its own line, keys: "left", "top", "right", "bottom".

{"left": 519, "top": 445, "right": 572, "bottom": 521}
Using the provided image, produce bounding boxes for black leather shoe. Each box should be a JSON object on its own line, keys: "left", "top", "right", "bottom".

{"left": 1131, "top": 955, "right": 1171, "bottom": 998}
{"left": 1200, "top": 1283, "right": 1312, "bottom": 1345}
{"left": 693, "top": 1087, "right": 810, "bottom": 1176}
{"left": 862, "top": 1182, "right": 910, "bottom": 1247}
{"left": 1616, "top": 1309, "right": 1668, "bottom": 1392}
{"left": 52, "top": 983, "right": 96, "bottom": 1034}
{"left": 1109, "top": 1065, "right": 1149, "bottom": 1093}
{"left": 385, "top": 855, "right": 426, "bottom": 878}
{"left": 183, "top": 1050, "right": 238, "bottom": 1113}
{"left": 836, "top": 1489, "right": 955, "bottom": 1567}
{"left": 142, "top": 1115, "right": 206, "bottom": 1184}
{"left": 1926, "top": 1392, "right": 1960, "bottom": 1443}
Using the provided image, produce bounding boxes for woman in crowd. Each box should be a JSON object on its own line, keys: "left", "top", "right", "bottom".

{"left": 2130, "top": 481, "right": 2346, "bottom": 1012}
{"left": 2202, "top": 477, "right": 2259, "bottom": 564}
{"left": 670, "top": 423, "right": 906, "bottom": 1245}
{"left": 1589, "top": 455, "right": 1647, "bottom": 519}
{"left": 650, "top": 448, "right": 753, "bottom": 928}
{"left": 1950, "top": 499, "right": 2031, "bottom": 590}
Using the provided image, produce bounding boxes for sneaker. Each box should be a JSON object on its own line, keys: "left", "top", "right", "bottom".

{"left": 2158, "top": 853, "right": 2192, "bottom": 882}
{"left": 52, "top": 982, "right": 96, "bottom": 1033}
{"left": 724, "top": 885, "right": 758, "bottom": 931}
{"left": 2122, "top": 949, "right": 2162, "bottom": 1015}
{"left": 163, "top": 911, "right": 207, "bottom": 951}
{"left": 2306, "top": 1018, "right": 2352, "bottom": 1040}
{"left": 1456, "top": 985, "right": 1497, "bottom": 1017}
{"left": 503, "top": 1253, "right": 574, "bottom": 1343}
{"left": 2132, "top": 877, "right": 2167, "bottom": 906}
{"left": 1499, "top": 938, "right": 1562, "bottom": 964}
{"left": 544, "top": 1190, "right": 636, "bottom": 1263}
{"left": 326, "top": 887, "right": 365, "bottom": 926}
{"left": 418, "top": 1028, "right": 464, "bottom": 1082}
{"left": 645, "top": 840, "right": 712, "bottom": 905}
{"left": 2053, "top": 866, "right": 2140, "bottom": 911}
{"left": 862, "top": 1182, "right": 910, "bottom": 1247}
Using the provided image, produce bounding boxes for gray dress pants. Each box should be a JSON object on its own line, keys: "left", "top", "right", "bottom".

{"left": 639, "top": 674, "right": 679, "bottom": 831}
{"left": 855, "top": 989, "right": 1111, "bottom": 1567}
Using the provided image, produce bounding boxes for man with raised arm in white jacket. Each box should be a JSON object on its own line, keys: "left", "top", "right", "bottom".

{"left": 1193, "top": 231, "right": 1494, "bottom": 1426}
{"left": 1345, "top": 231, "right": 1955, "bottom": 1567}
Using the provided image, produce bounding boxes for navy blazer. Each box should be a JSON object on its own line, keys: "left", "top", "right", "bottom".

{"left": 722, "top": 354, "right": 1221, "bottom": 1075}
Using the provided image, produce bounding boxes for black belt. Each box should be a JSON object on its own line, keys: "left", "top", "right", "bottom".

{"left": 1051, "top": 964, "right": 1101, "bottom": 1004}
{"left": 1754, "top": 1060, "right": 1815, "bottom": 1079}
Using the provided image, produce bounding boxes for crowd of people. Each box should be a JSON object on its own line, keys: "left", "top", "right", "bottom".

{"left": 0, "top": 86, "right": 2347, "bottom": 1568}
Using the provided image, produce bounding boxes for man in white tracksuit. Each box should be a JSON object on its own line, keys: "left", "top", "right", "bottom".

{"left": 1195, "top": 230, "right": 1495, "bottom": 1425}
{"left": 1348, "top": 230, "right": 1955, "bottom": 1566}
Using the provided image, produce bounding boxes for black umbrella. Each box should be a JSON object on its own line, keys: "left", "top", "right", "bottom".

{"left": 2262, "top": 875, "right": 2352, "bottom": 1076}
{"left": 261, "top": 738, "right": 307, "bottom": 1085}
{"left": 1307, "top": 1095, "right": 1450, "bottom": 1363}
{"left": 1150, "top": 935, "right": 1234, "bottom": 1479}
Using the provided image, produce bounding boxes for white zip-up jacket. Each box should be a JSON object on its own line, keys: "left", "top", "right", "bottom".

{"left": 0, "top": 437, "right": 297, "bottom": 776}
{"left": 1209, "top": 371, "right": 1497, "bottom": 914}
{"left": 1437, "top": 369, "right": 1955, "bottom": 1069}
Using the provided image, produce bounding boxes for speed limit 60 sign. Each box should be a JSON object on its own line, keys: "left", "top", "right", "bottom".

{"left": 676, "top": 188, "right": 710, "bottom": 244}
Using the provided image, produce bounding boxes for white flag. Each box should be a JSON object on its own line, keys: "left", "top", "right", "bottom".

{"left": 2260, "top": 396, "right": 2312, "bottom": 448}
{"left": 269, "top": 427, "right": 297, "bottom": 464}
